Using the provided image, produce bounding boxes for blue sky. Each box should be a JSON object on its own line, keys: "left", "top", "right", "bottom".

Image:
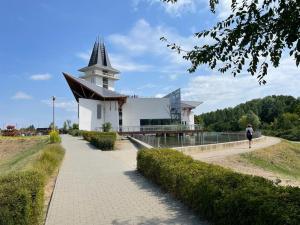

{"left": 0, "top": 0, "right": 299, "bottom": 128}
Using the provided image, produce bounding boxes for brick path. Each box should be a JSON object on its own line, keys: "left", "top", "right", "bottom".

{"left": 45, "top": 135, "right": 206, "bottom": 225}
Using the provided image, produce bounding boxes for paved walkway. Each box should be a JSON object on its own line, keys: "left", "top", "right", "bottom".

{"left": 45, "top": 135, "right": 205, "bottom": 225}
{"left": 187, "top": 136, "right": 281, "bottom": 162}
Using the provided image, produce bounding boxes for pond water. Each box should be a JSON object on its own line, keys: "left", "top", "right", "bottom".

{"left": 133, "top": 132, "right": 261, "bottom": 148}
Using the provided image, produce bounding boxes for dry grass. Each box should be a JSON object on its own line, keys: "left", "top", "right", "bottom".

{"left": 240, "top": 140, "right": 300, "bottom": 180}
{"left": 212, "top": 140, "right": 300, "bottom": 187}
{"left": 0, "top": 136, "right": 46, "bottom": 161}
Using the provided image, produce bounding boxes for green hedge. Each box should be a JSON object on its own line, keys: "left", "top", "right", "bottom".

{"left": 90, "top": 136, "right": 115, "bottom": 151}
{"left": 82, "top": 131, "right": 117, "bottom": 150}
{"left": 0, "top": 144, "right": 65, "bottom": 225}
{"left": 82, "top": 131, "right": 117, "bottom": 142}
{"left": 68, "top": 129, "right": 82, "bottom": 137}
{"left": 0, "top": 171, "right": 44, "bottom": 225}
{"left": 137, "top": 149, "right": 300, "bottom": 225}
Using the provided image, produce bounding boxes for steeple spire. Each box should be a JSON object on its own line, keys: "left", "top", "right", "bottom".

{"left": 88, "top": 38, "right": 112, "bottom": 68}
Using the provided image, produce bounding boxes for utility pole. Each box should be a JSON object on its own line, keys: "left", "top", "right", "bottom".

{"left": 52, "top": 96, "right": 56, "bottom": 130}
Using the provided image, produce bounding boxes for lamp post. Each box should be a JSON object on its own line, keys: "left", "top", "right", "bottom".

{"left": 52, "top": 96, "right": 56, "bottom": 131}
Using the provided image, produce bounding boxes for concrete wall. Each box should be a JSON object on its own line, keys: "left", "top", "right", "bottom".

{"left": 122, "top": 98, "right": 171, "bottom": 129}
{"left": 79, "top": 98, "right": 119, "bottom": 131}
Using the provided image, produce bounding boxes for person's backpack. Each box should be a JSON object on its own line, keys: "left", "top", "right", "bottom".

{"left": 247, "top": 129, "right": 252, "bottom": 136}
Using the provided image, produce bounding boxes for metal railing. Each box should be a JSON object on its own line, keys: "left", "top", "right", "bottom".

{"left": 119, "top": 124, "right": 203, "bottom": 132}
{"left": 132, "top": 131, "right": 262, "bottom": 148}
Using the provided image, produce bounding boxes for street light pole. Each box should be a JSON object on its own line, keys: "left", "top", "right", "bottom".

{"left": 52, "top": 96, "right": 56, "bottom": 131}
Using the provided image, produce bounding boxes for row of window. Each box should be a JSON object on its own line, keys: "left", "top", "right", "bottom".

{"left": 140, "top": 119, "right": 172, "bottom": 126}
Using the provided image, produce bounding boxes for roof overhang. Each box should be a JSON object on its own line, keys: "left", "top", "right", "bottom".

{"left": 78, "top": 64, "right": 120, "bottom": 74}
{"left": 181, "top": 101, "right": 203, "bottom": 109}
{"left": 63, "top": 72, "right": 127, "bottom": 104}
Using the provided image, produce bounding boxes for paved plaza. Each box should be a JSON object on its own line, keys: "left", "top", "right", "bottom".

{"left": 45, "top": 135, "right": 206, "bottom": 225}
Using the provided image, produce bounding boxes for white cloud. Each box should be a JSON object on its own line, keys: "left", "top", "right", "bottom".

{"left": 76, "top": 52, "right": 90, "bottom": 61}
{"left": 110, "top": 54, "right": 152, "bottom": 72}
{"left": 182, "top": 57, "right": 300, "bottom": 114}
{"left": 132, "top": 0, "right": 203, "bottom": 16}
{"left": 12, "top": 91, "right": 32, "bottom": 100}
{"left": 137, "top": 83, "right": 157, "bottom": 90}
{"left": 155, "top": 93, "right": 165, "bottom": 98}
{"left": 30, "top": 73, "right": 52, "bottom": 81}
{"left": 41, "top": 99, "right": 77, "bottom": 112}
{"left": 109, "top": 19, "right": 199, "bottom": 77}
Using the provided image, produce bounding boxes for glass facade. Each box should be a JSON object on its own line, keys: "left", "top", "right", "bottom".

{"left": 140, "top": 119, "right": 172, "bottom": 126}
{"left": 163, "top": 88, "right": 181, "bottom": 124}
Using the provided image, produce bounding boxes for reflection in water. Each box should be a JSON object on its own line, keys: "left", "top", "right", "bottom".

{"left": 133, "top": 132, "right": 261, "bottom": 148}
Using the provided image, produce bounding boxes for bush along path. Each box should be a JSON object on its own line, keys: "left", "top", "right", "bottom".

{"left": 0, "top": 142, "right": 65, "bottom": 225}
{"left": 137, "top": 148, "right": 300, "bottom": 225}
{"left": 82, "top": 131, "right": 117, "bottom": 150}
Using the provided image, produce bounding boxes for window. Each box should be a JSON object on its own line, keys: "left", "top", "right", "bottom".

{"left": 97, "top": 104, "right": 102, "bottom": 119}
{"left": 103, "top": 77, "right": 108, "bottom": 89}
{"left": 91, "top": 77, "right": 95, "bottom": 83}
{"left": 140, "top": 119, "right": 172, "bottom": 126}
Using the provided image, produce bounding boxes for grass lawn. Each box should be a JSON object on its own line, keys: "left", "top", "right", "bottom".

{"left": 241, "top": 140, "right": 300, "bottom": 180}
{"left": 0, "top": 136, "right": 47, "bottom": 175}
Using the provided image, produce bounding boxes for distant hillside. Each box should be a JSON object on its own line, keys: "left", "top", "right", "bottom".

{"left": 195, "top": 95, "right": 300, "bottom": 141}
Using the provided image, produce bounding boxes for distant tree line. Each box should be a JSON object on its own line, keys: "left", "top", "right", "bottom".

{"left": 195, "top": 95, "right": 300, "bottom": 141}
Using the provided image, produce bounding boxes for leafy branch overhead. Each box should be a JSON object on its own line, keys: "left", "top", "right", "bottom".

{"left": 161, "top": 0, "right": 300, "bottom": 84}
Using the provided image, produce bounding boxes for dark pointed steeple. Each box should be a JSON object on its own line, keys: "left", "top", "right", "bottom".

{"left": 88, "top": 38, "right": 112, "bottom": 68}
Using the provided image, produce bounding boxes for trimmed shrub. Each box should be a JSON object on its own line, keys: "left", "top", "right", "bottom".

{"left": 0, "top": 143, "right": 65, "bottom": 225}
{"left": 0, "top": 171, "right": 44, "bottom": 225}
{"left": 68, "top": 129, "right": 82, "bottom": 137}
{"left": 82, "top": 131, "right": 117, "bottom": 142}
{"left": 49, "top": 130, "right": 61, "bottom": 143}
{"left": 90, "top": 136, "right": 115, "bottom": 150}
{"left": 137, "top": 149, "right": 300, "bottom": 225}
{"left": 81, "top": 131, "right": 117, "bottom": 150}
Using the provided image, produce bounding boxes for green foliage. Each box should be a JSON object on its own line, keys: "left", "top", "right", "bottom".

{"left": 102, "top": 122, "right": 112, "bottom": 132}
{"left": 68, "top": 129, "right": 82, "bottom": 137}
{"left": 0, "top": 144, "right": 65, "bottom": 225}
{"left": 31, "top": 144, "right": 65, "bottom": 177}
{"left": 82, "top": 131, "right": 117, "bottom": 151}
{"left": 196, "top": 95, "right": 300, "bottom": 140}
{"left": 264, "top": 128, "right": 300, "bottom": 142}
{"left": 162, "top": 0, "right": 300, "bottom": 83}
{"left": 238, "top": 111, "right": 260, "bottom": 129}
{"left": 90, "top": 136, "right": 115, "bottom": 151}
{"left": 137, "top": 149, "right": 300, "bottom": 225}
{"left": 72, "top": 123, "right": 79, "bottom": 130}
{"left": 0, "top": 171, "right": 44, "bottom": 225}
{"left": 49, "top": 130, "right": 61, "bottom": 143}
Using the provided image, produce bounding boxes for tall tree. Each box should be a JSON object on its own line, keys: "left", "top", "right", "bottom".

{"left": 161, "top": 0, "right": 300, "bottom": 84}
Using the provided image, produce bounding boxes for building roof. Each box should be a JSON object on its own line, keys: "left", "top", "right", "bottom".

{"left": 79, "top": 39, "right": 119, "bottom": 74}
{"left": 181, "top": 101, "right": 203, "bottom": 109}
{"left": 63, "top": 72, "right": 127, "bottom": 102}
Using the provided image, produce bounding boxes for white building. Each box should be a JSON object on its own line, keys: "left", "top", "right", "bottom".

{"left": 64, "top": 40, "right": 202, "bottom": 131}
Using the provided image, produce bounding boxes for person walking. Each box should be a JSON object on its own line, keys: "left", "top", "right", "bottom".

{"left": 246, "top": 124, "right": 254, "bottom": 148}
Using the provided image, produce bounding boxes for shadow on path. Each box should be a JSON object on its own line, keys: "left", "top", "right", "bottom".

{"left": 123, "top": 170, "right": 208, "bottom": 225}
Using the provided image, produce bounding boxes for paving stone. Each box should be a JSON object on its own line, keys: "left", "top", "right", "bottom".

{"left": 45, "top": 135, "right": 207, "bottom": 225}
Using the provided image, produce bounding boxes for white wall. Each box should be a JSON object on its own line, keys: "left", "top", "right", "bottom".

{"left": 181, "top": 108, "right": 195, "bottom": 125}
{"left": 108, "top": 79, "right": 115, "bottom": 91}
{"left": 79, "top": 98, "right": 119, "bottom": 131}
{"left": 122, "top": 98, "right": 171, "bottom": 129}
